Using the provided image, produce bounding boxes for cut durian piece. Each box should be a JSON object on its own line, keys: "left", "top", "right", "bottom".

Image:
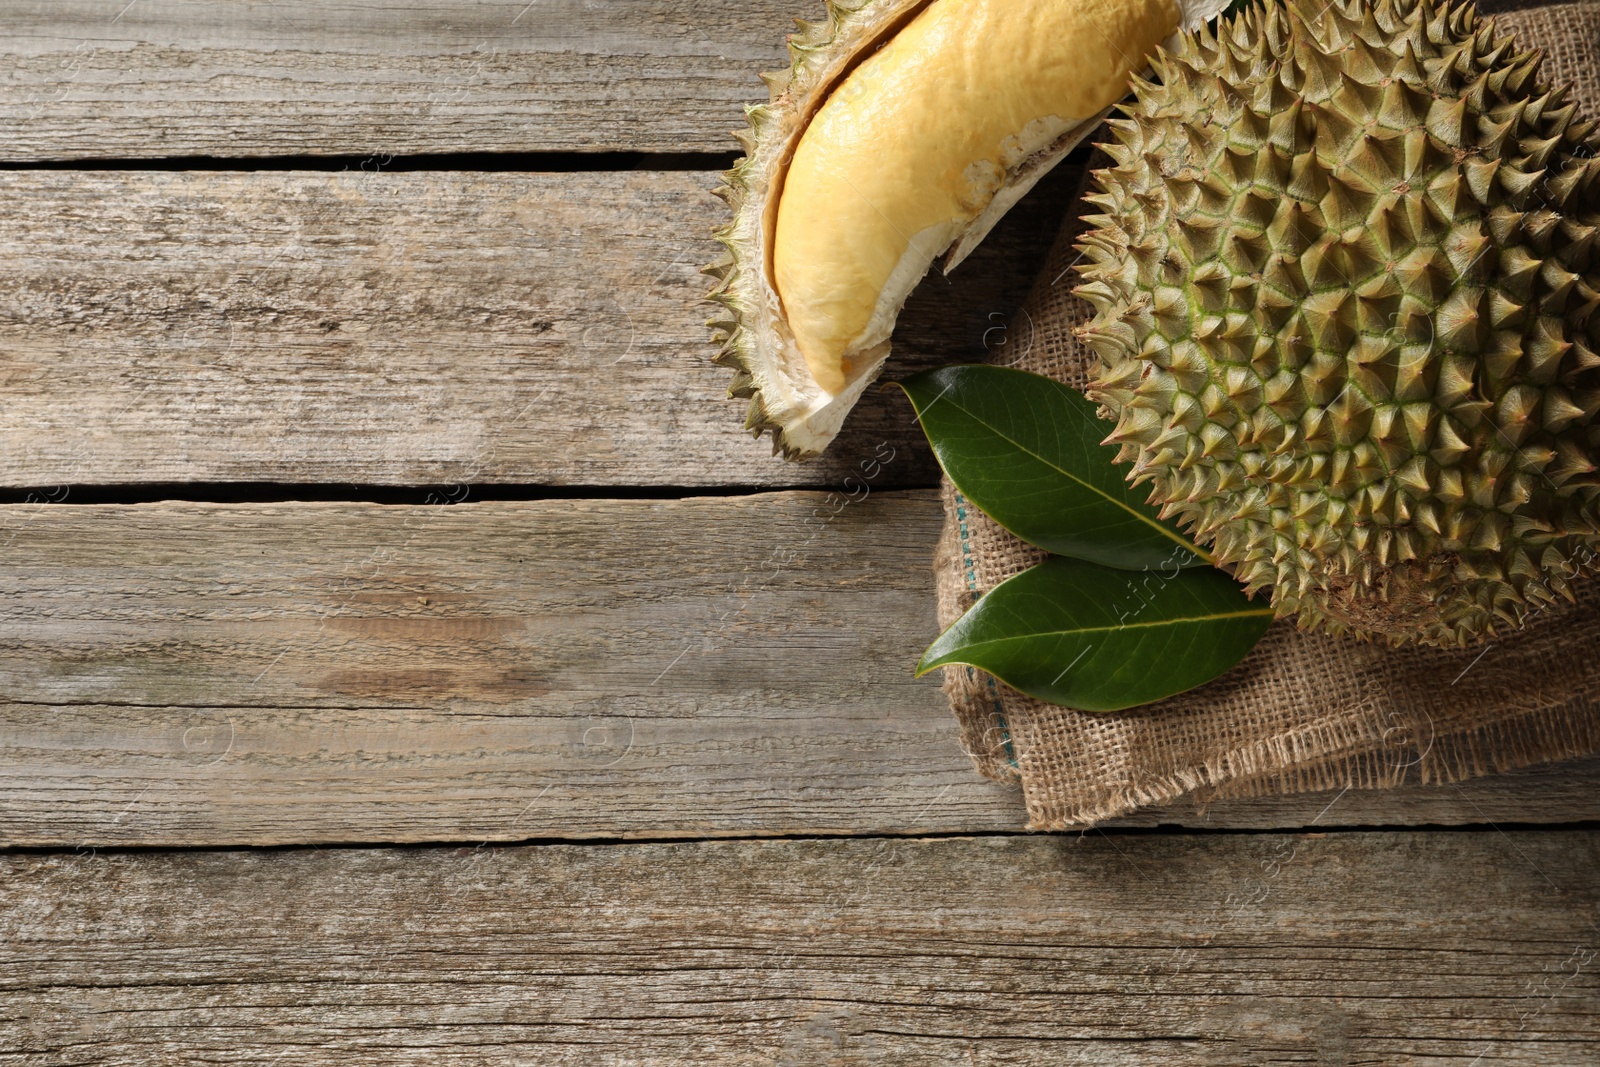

{"left": 707, "top": 0, "right": 1229, "bottom": 457}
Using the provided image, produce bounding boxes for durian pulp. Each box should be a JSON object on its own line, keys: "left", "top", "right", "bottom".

{"left": 772, "top": 0, "right": 1181, "bottom": 395}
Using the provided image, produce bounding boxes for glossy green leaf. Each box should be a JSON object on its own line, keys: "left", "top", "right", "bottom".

{"left": 917, "top": 556, "right": 1273, "bottom": 711}
{"left": 897, "top": 365, "right": 1209, "bottom": 571}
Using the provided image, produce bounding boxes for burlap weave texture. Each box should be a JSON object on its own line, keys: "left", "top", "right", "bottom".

{"left": 935, "top": 0, "right": 1600, "bottom": 828}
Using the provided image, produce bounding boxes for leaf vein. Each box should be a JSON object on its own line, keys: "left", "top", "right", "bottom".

{"left": 939, "top": 392, "right": 1214, "bottom": 566}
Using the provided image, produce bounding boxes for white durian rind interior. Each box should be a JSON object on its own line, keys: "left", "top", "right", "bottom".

{"left": 722, "top": 0, "right": 935, "bottom": 458}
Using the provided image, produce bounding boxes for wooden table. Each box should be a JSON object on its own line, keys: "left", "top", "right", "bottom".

{"left": 2, "top": 2, "right": 1597, "bottom": 1062}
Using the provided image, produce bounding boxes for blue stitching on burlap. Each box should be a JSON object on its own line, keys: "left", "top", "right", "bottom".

{"left": 952, "top": 490, "right": 1018, "bottom": 770}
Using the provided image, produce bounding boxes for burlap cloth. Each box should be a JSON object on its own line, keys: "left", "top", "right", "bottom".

{"left": 935, "top": 0, "right": 1600, "bottom": 828}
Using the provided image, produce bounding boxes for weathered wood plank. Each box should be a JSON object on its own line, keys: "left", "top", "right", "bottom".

{"left": 0, "top": 492, "right": 1014, "bottom": 844}
{"left": 1, "top": 493, "right": 1597, "bottom": 848}
{"left": 0, "top": 165, "right": 1069, "bottom": 487}
{"left": 2, "top": 0, "right": 1584, "bottom": 160}
{"left": 1, "top": 0, "right": 792, "bottom": 159}
{"left": 3, "top": 832, "right": 1597, "bottom": 1063}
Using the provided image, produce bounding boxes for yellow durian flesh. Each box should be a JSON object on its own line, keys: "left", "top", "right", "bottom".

{"left": 774, "top": 0, "right": 1181, "bottom": 396}
{"left": 707, "top": 0, "right": 1229, "bottom": 458}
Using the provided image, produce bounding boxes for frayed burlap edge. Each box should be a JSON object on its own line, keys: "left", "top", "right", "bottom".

{"left": 939, "top": 474, "right": 1600, "bottom": 828}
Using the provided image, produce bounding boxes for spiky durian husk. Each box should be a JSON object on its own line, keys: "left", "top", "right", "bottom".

{"left": 1076, "top": 0, "right": 1600, "bottom": 646}
{"left": 703, "top": 0, "right": 924, "bottom": 459}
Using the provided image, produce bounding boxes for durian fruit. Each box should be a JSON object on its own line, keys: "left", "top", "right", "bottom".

{"left": 707, "top": 0, "right": 1227, "bottom": 457}
{"left": 1076, "top": 0, "right": 1600, "bottom": 646}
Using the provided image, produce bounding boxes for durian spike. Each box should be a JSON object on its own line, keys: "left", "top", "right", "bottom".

{"left": 1074, "top": 0, "right": 1600, "bottom": 646}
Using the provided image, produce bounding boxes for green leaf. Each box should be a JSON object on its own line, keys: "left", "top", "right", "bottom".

{"left": 896, "top": 365, "right": 1210, "bottom": 571}
{"left": 917, "top": 556, "right": 1273, "bottom": 712}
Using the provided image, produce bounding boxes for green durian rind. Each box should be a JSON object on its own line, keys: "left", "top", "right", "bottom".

{"left": 1077, "top": 0, "right": 1600, "bottom": 646}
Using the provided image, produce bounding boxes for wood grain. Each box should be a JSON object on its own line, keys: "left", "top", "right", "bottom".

{"left": 3, "top": 832, "right": 1598, "bottom": 1063}
{"left": 4, "top": 0, "right": 1590, "bottom": 161}
{"left": 0, "top": 165, "right": 1070, "bottom": 488}
{"left": 0, "top": 0, "right": 792, "bottom": 159}
{"left": 1, "top": 493, "right": 1597, "bottom": 849}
